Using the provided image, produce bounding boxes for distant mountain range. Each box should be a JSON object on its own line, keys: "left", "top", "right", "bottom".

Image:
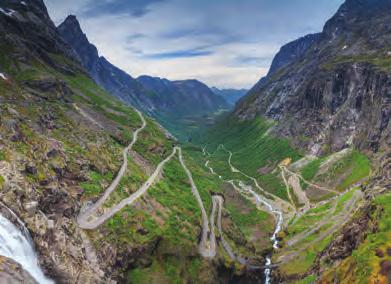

{"left": 58, "top": 15, "right": 228, "bottom": 127}
{"left": 137, "top": 76, "right": 228, "bottom": 116}
{"left": 211, "top": 87, "right": 248, "bottom": 106}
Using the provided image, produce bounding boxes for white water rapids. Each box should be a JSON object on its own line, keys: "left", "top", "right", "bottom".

{"left": 0, "top": 214, "right": 53, "bottom": 283}
{"left": 236, "top": 181, "right": 283, "bottom": 283}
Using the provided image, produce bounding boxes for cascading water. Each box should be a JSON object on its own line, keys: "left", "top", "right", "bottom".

{"left": 237, "top": 181, "right": 283, "bottom": 283}
{"left": 0, "top": 214, "right": 53, "bottom": 283}
{"left": 264, "top": 210, "right": 283, "bottom": 284}
{"left": 204, "top": 146, "right": 284, "bottom": 283}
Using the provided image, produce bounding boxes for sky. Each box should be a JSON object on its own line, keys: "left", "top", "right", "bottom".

{"left": 44, "top": 0, "right": 344, "bottom": 89}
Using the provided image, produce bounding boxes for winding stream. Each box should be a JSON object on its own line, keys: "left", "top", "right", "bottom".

{"left": 205, "top": 146, "right": 284, "bottom": 283}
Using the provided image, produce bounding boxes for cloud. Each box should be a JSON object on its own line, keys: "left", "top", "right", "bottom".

{"left": 143, "top": 49, "right": 213, "bottom": 59}
{"left": 235, "top": 56, "right": 273, "bottom": 67}
{"left": 82, "top": 0, "right": 167, "bottom": 18}
{"left": 44, "top": 0, "right": 344, "bottom": 88}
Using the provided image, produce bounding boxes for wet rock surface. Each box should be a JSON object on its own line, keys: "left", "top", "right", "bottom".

{"left": 0, "top": 256, "right": 37, "bottom": 284}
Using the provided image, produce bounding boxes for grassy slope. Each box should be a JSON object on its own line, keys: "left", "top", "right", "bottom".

{"left": 278, "top": 188, "right": 361, "bottom": 276}
{"left": 183, "top": 145, "right": 275, "bottom": 252}
{"left": 203, "top": 115, "right": 302, "bottom": 200}
{"left": 322, "top": 53, "right": 391, "bottom": 73}
{"left": 299, "top": 150, "right": 371, "bottom": 192}
{"left": 154, "top": 109, "right": 227, "bottom": 143}
{"left": 122, "top": 146, "right": 275, "bottom": 283}
{"left": 321, "top": 192, "right": 391, "bottom": 284}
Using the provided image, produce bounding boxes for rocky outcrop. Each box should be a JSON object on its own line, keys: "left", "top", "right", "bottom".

{"left": 235, "top": 0, "right": 391, "bottom": 156}
{"left": 0, "top": 256, "right": 37, "bottom": 284}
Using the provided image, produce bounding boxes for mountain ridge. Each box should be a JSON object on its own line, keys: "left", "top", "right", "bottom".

{"left": 58, "top": 15, "right": 229, "bottom": 130}
{"left": 57, "top": 15, "right": 156, "bottom": 111}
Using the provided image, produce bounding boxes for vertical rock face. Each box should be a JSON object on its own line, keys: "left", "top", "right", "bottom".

{"left": 267, "top": 33, "right": 321, "bottom": 76}
{"left": 57, "top": 15, "right": 98, "bottom": 72}
{"left": 235, "top": 0, "right": 391, "bottom": 156}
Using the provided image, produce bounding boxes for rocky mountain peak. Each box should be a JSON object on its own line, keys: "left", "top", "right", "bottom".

{"left": 267, "top": 33, "right": 321, "bottom": 76}
{"left": 322, "top": 0, "right": 391, "bottom": 42}
{"left": 0, "top": 0, "right": 80, "bottom": 73}
{"left": 61, "top": 15, "right": 82, "bottom": 33}
{"left": 1, "top": 0, "right": 51, "bottom": 20}
{"left": 58, "top": 15, "right": 99, "bottom": 70}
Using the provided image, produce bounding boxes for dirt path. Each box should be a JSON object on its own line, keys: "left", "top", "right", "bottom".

{"left": 73, "top": 103, "right": 105, "bottom": 129}
{"left": 288, "top": 175, "right": 310, "bottom": 211}
{"left": 280, "top": 167, "right": 297, "bottom": 210}
{"left": 283, "top": 166, "right": 339, "bottom": 195}
{"left": 280, "top": 166, "right": 311, "bottom": 211}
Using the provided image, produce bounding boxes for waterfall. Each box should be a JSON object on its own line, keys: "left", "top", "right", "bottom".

{"left": 0, "top": 214, "right": 53, "bottom": 283}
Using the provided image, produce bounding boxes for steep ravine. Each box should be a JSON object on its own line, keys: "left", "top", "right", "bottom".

{"left": 202, "top": 146, "right": 284, "bottom": 283}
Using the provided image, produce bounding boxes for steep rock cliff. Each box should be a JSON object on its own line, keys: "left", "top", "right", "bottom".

{"left": 235, "top": 0, "right": 390, "bottom": 157}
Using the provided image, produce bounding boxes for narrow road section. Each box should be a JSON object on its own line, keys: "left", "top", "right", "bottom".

{"left": 203, "top": 145, "right": 284, "bottom": 283}
{"left": 77, "top": 111, "right": 217, "bottom": 258}
{"left": 179, "top": 148, "right": 216, "bottom": 258}
{"left": 213, "top": 195, "right": 247, "bottom": 265}
{"left": 77, "top": 109, "right": 146, "bottom": 227}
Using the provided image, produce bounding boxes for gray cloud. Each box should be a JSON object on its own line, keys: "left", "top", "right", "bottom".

{"left": 81, "top": 0, "right": 167, "bottom": 18}
{"left": 143, "top": 48, "right": 213, "bottom": 59}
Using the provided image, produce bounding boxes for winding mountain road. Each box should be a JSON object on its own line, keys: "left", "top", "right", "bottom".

{"left": 203, "top": 145, "right": 285, "bottom": 279}
{"left": 280, "top": 167, "right": 297, "bottom": 210}
{"left": 282, "top": 166, "right": 339, "bottom": 195}
{"left": 178, "top": 148, "right": 216, "bottom": 258}
{"left": 278, "top": 190, "right": 363, "bottom": 263}
{"left": 77, "top": 109, "right": 146, "bottom": 227}
{"left": 76, "top": 110, "right": 218, "bottom": 257}
{"left": 213, "top": 195, "right": 247, "bottom": 265}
